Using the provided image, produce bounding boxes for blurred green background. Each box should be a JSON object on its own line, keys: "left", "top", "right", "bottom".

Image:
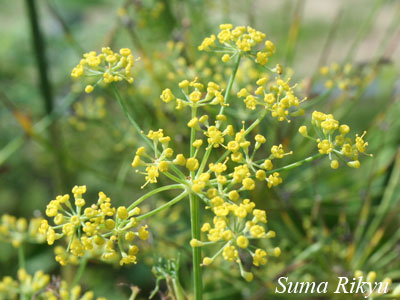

{"left": 0, "top": 0, "right": 399, "bottom": 299}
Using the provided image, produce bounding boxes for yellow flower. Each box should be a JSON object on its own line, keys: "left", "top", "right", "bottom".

{"left": 160, "top": 88, "right": 175, "bottom": 103}
{"left": 222, "top": 245, "right": 238, "bottom": 262}
{"left": 253, "top": 249, "right": 267, "bottom": 266}
{"left": 71, "top": 47, "right": 135, "bottom": 92}
{"left": 317, "top": 139, "right": 333, "bottom": 154}
{"left": 236, "top": 235, "right": 249, "bottom": 248}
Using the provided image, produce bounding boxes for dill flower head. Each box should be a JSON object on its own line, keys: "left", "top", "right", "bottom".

{"left": 237, "top": 75, "right": 306, "bottom": 121}
{"left": 0, "top": 269, "right": 50, "bottom": 300}
{"left": 0, "top": 215, "right": 46, "bottom": 248}
{"left": 0, "top": 269, "right": 107, "bottom": 300}
{"left": 131, "top": 75, "right": 298, "bottom": 279}
{"left": 192, "top": 198, "right": 279, "bottom": 281}
{"left": 299, "top": 111, "right": 372, "bottom": 168}
{"left": 198, "top": 24, "right": 276, "bottom": 66}
{"left": 40, "top": 185, "right": 149, "bottom": 266}
{"left": 71, "top": 47, "right": 136, "bottom": 93}
{"left": 320, "top": 62, "right": 366, "bottom": 91}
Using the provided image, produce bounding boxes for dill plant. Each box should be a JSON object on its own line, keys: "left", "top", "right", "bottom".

{"left": 1, "top": 24, "right": 374, "bottom": 300}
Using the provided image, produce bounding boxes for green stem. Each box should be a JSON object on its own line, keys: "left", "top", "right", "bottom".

{"left": 163, "top": 171, "right": 188, "bottom": 185}
{"left": 189, "top": 193, "right": 202, "bottom": 300}
{"left": 72, "top": 257, "right": 88, "bottom": 287}
{"left": 112, "top": 83, "right": 186, "bottom": 180}
{"left": 18, "top": 245, "right": 25, "bottom": 270}
{"left": 352, "top": 150, "right": 400, "bottom": 268}
{"left": 344, "top": 0, "right": 385, "bottom": 63}
{"left": 189, "top": 100, "right": 202, "bottom": 298}
{"left": 137, "top": 192, "right": 188, "bottom": 221}
{"left": 112, "top": 83, "right": 153, "bottom": 149}
{"left": 196, "top": 146, "right": 212, "bottom": 177}
{"left": 190, "top": 107, "right": 197, "bottom": 157}
{"left": 217, "top": 54, "right": 241, "bottom": 128}
{"left": 18, "top": 245, "right": 27, "bottom": 300}
{"left": 172, "top": 277, "right": 186, "bottom": 300}
{"left": 266, "top": 153, "right": 323, "bottom": 175}
{"left": 244, "top": 108, "right": 268, "bottom": 136}
{"left": 128, "top": 184, "right": 184, "bottom": 211}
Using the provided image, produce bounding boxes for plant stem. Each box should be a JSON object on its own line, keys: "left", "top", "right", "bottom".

{"left": 163, "top": 172, "right": 188, "bottom": 185}
{"left": 344, "top": 0, "right": 385, "bottom": 63}
{"left": 190, "top": 107, "right": 197, "bottom": 157}
{"left": 352, "top": 150, "right": 400, "bottom": 269}
{"left": 72, "top": 257, "right": 88, "bottom": 287}
{"left": 266, "top": 153, "right": 323, "bottom": 175}
{"left": 112, "top": 83, "right": 186, "bottom": 180}
{"left": 112, "top": 83, "right": 153, "bottom": 149}
{"left": 128, "top": 184, "right": 184, "bottom": 211}
{"left": 244, "top": 108, "right": 268, "bottom": 136}
{"left": 136, "top": 191, "right": 188, "bottom": 221}
{"left": 18, "top": 245, "right": 27, "bottom": 300}
{"left": 197, "top": 146, "right": 212, "bottom": 176}
{"left": 189, "top": 193, "right": 202, "bottom": 300}
{"left": 217, "top": 54, "right": 241, "bottom": 129}
{"left": 18, "top": 245, "right": 25, "bottom": 270}
{"left": 189, "top": 101, "right": 202, "bottom": 299}
{"left": 172, "top": 277, "right": 186, "bottom": 300}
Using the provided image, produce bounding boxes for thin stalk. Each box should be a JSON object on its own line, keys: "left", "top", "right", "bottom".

{"left": 71, "top": 257, "right": 88, "bottom": 287}
{"left": 163, "top": 172, "right": 188, "bottom": 185}
{"left": 315, "top": 7, "right": 342, "bottom": 72}
{"left": 128, "top": 184, "right": 184, "bottom": 210}
{"left": 45, "top": 0, "right": 84, "bottom": 54}
{"left": 189, "top": 101, "right": 202, "bottom": 299}
{"left": 217, "top": 55, "right": 241, "bottom": 129}
{"left": 353, "top": 150, "right": 400, "bottom": 268}
{"left": 190, "top": 106, "right": 198, "bottom": 157}
{"left": 136, "top": 191, "right": 188, "bottom": 221}
{"left": 244, "top": 109, "right": 268, "bottom": 136}
{"left": 18, "top": 245, "right": 27, "bottom": 300}
{"left": 266, "top": 153, "right": 324, "bottom": 175}
{"left": 344, "top": 0, "right": 385, "bottom": 63}
{"left": 172, "top": 277, "right": 186, "bottom": 300}
{"left": 284, "top": 0, "right": 305, "bottom": 66}
{"left": 189, "top": 193, "right": 202, "bottom": 300}
{"left": 112, "top": 83, "right": 186, "bottom": 180}
{"left": 197, "top": 146, "right": 212, "bottom": 177}
{"left": 112, "top": 83, "right": 153, "bottom": 149}
{"left": 18, "top": 247, "right": 27, "bottom": 299}
{"left": 18, "top": 245, "right": 25, "bottom": 270}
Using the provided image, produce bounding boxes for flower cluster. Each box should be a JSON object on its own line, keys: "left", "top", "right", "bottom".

{"left": 0, "top": 269, "right": 106, "bottom": 300}
{"left": 299, "top": 111, "right": 371, "bottom": 169}
{"left": 128, "top": 25, "right": 311, "bottom": 280}
{"left": 198, "top": 24, "right": 276, "bottom": 66}
{"left": 237, "top": 75, "right": 305, "bottom": 121}
{"left": 40, "top": 186, "right": 149, "bottom": 266}
{"left": 0, "top": 269, "right": 50, "bottom": 300}
{"left": 0, "top": 214, "right": 46, "bottom": 247}
{"left": 131, "top": 131, "right": 175, "bottom": 188}
{"left": 71, "top": 47, "right": 135, "bottom": 93}
{"left": 132, "top": 117, "right": 293, "bottom": 191}
{"left": 191, "top": 199, "right": 280, "bottom": 281}
{"left": 319, "top": 62, "right": 370, "bottom": 91}
{"left": 69, "top": 96, "right": 107, "bottom": 131}
{"left": 132, "top": 71, "right": 300, "bottom": 279}
{"left": 160, "top": 78, "right": 225, "bottom": 110}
